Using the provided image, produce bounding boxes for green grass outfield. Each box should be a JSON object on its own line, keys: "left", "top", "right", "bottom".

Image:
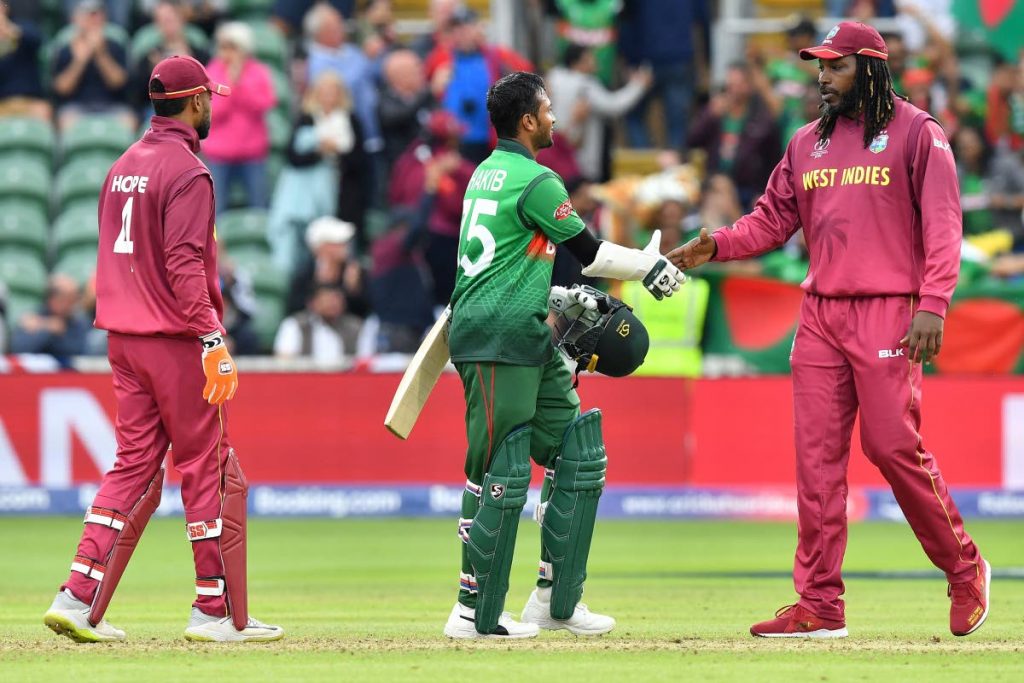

{"left": 2, "top": 518, "right": 1023, "bottom": 682}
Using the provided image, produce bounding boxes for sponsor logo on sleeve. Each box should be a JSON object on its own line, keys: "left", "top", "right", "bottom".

{"left": 554, "top": 199, "right": 574, "bottom": 220}
{"left": 933, "top": 137, "right": 952, "bottom": 152}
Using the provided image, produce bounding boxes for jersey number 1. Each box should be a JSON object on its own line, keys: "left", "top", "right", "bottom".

{"left": 459, "top": 198, "right": 497, "bottom": 277}
{"left": 113, "top": 196, "right": 135, "bottom": 254}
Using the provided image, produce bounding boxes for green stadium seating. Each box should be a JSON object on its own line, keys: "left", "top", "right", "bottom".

{"left": 267, "top": 108, "right": 291, "bottom": 154}
{"left": 0, "top": 200, "right": 49, "bottom": 259}
{"left": 61, "top": 116, "right": 136, "bottom": 160}
{"left": 0, "top": 249, "right": 48, "bottom": 297}
{"left": 246, "top": 20, "right": 288, "bottom": 70}
{"left": 229, "top": 0, "right": 275, "bottom": 20}
{"left": 3, "top": 291, "right": 42, "bottom": 332}
{"left": 0, "top": 157, "right": 51, "bottom": 218}
{"left": 129, "top": 23, "right": 211, "bottom": 66}
{"left": 55, "top": 155, "right": 115, "bottom": 211}
{"left": 217, "top": 208, "right": 270, "bottom": 250}
{"left": 268, "top": 66, "right": 292, "bottom": 113}
{"left": 0, "top": 118, "right": 56, "bottom": 171}
{"left": 251, "top": 291, "right": 285, "bottom": 351}
{"left": 52, "top": 246, "right": 98, "bottom": 286}
{"left": 52, "top": 202, "right": 100, "bottom": 259}
{"left": 229, "top": 247, "right": 287, "bottom": 296}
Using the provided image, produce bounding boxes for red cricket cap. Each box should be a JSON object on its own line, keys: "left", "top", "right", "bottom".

{"left": 149, "top": 55, "right": 231, "bottom": 100}
{"left": 799, "top": 22, "right": 888, "bottom": 62}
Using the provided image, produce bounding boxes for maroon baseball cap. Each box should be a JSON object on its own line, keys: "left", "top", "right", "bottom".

{"left": 149, "top": 55, "right": 231, "bottom": 100}
{"left": 799, "top": 22, "right": 888, "bottom": 61}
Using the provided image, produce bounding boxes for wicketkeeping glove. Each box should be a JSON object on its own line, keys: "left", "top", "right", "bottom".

{"left": 200, "top": 331, "right": 238, "bottom": 405}
{"left": 639, "top": 230, "right": 686, "bottom": 301}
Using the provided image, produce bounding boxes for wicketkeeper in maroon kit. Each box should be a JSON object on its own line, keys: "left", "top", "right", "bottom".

{"left": 43, "top": 55, "right": 283, "bottom": 643}
{"left": 670, "top": 23, "right": 989, "bottom": 638}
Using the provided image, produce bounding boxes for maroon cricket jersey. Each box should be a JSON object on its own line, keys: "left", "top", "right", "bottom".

{"left": 712, "top": 98, "right": 961, "bottom": 318}
{"left": 94, "top": 116, "right": 224, "bottom": 337}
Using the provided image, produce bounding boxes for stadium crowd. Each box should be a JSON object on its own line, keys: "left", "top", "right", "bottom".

{"left": 0, "top": 0, "right": 1022, "bottom": 365}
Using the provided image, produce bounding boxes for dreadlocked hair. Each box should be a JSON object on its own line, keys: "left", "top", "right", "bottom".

{"left": 815, "top": 55, "right": 899, "bottom": 148}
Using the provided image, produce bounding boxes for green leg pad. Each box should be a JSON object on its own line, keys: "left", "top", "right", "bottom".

{"left": 467, "top": 426, "right": 532, "bottom": 634}
{"left": 542, "top": 409, "right": 607, "bottom": 620}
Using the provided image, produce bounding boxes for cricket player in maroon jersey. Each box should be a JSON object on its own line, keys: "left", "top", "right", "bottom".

{"left": 43, "top": 55, "right": 283, "bottom": 643}
{"left": 670, "top": 23, "right": 989, "bottom": 638}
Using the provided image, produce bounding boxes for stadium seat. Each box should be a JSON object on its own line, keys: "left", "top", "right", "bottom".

{"left": 0, "top": 118, "right": 56, "bottom": 170}
{"left": 0, "top": 157, "right": 52, "bottom": 218}
{"left": 230, "top": 247, "right": 287, "bottom": 295}
{"left": 55, "top": 155, "right": 115, "bottom": 212}
{"left": 52, "top": 246, "right": 99, "bottom": 286}
{"left": 245, "top": 20, "right": 288, "bottom": 70}
{"left": 129, "top": 23, "right": 210, "bottom": 66}
{"left": 229, "top": 0, "right": 275, "bottom": 21}
{"left": 0, "top": 249, "right": 48, "bottom": 297}
{"left": 250, "top": 291, "right": 285, "bottom": 351}
{"left": 218, "top": 208, "right": 270, "bottom": 250}
{"left": 269, "top": 66, "right": 292, "bottom": 114}
{"left": 0, "top": 200, "right": 49, "bottom": 259}
{"left": 52, "top": 202, "right": 100, "bottom": 260}
{"left": 3, "top": 291, "right": 42, "bottom": 332}
{"left": 61, "top": 116, "right": 136, "bottom": 161}
{"left": 267, "top": 108, "right": 291, "bottom": 154}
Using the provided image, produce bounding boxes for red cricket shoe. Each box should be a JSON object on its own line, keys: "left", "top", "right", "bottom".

{"left": 949, "top": 559, "right": 991, "bottom": 636}
{"left": 750, "top": 604, "right": 848, "bottom": 639}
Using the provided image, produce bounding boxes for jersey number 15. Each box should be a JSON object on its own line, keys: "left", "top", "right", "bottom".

{"left": 459, "top": 198, "right": 497, "bottom": 277}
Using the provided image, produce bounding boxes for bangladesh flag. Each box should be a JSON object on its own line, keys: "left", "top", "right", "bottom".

{"left": 954, "top": 0, "right": 1024, "bottom": 59}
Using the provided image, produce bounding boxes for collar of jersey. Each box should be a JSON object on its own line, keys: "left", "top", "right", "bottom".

{"left": 496, "top": 138, "right": 534, "bottom": 160}
{"left": 145, "top": 115, "right": 202, "bottom": 154}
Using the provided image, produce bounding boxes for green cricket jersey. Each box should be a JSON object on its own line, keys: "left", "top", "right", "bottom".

{"left": 448, "top": 138, "right": 586, "bottom": 366}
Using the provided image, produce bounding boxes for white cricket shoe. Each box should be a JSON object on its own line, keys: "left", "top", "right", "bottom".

{"left": 183, "top": 607, "right": 285, "bottom": 642}
{"left": 43, "top": 588, "right": 126, "bottom": 643}
{"left": 442, "top": 602, "right": 540, "bottom": 639}
{"left": 521, "top": 587, "right": 615, "bottom": 636}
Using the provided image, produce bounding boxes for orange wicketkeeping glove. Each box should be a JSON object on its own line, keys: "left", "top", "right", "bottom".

{"left": 200, "top": 331, "right": 238, "bottom": 405}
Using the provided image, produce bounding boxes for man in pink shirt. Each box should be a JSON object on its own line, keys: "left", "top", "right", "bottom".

{"left": 670, "top": 23, "right": 989, "bottom": 639}
{"left": 43, "top": 55, "right": 283, "bottom": 644}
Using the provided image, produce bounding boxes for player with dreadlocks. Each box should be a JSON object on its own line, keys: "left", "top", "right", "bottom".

{"left": 668, "top": 22, "right": 990, "bottom": 638}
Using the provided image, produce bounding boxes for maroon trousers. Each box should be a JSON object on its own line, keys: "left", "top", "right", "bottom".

{"left": 63, "top": 333, "right": 231, "bottom": 616}
{"left": 790, "top": 295, "right": 981, "bottom": 621}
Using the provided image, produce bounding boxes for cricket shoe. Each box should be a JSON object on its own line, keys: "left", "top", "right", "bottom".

{"left": 750, "top": 604, "right": 848, "bottom": 638}
{"left": 43, "top": 588, "right": 126, "bottom": 643}
{"left": 949, "top": 558, "right": 991, "bottom": 636}
{"left": 520, "top": 587, "right": 615, "bottom": 636}
{"left": 183, "top": 607, "right": 285, "bottom": 642}
{"left": 442, "top": 602, "right": 539, "bottom": 639}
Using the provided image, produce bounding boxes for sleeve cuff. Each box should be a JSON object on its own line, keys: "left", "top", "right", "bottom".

{"left": 917, "top": 295, "right": 949, "bottom": 319}
{"left": 710, "top": 229, "right": 730, "bottom": 262}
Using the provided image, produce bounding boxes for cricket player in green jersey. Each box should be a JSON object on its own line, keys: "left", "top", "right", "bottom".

{"left": 443, "top": 72, "right": 686, "bottom": 639}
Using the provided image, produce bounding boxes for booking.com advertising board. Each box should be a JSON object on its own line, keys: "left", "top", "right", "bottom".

{"left": 1, "top": 370, "right": 1023, "bottom": 520}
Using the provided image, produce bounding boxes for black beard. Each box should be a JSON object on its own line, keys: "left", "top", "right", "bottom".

{"left": 197, "top": 114, "right": 211, "bottom": 139}
{"left": 821, "top": 88, "right": 859, "bottom": 119}
{"left": 536, "top": 130, "right": 554, "bottom": 150}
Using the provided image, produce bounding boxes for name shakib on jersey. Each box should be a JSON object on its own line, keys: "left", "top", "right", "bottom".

{"left": 110, "top": 175, "right": 150, "bottom": 193}
{"left": 801, "top": 165, "right": 891, "bottom": 191}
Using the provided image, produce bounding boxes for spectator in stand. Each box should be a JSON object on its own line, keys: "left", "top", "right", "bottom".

{"left": 269, "top": 69, "right": 367, "bottom": 274}
{"left": 274, "top": 283, "right": 362, "bottom": 364}
{"left": 545, "top": 42, "right": 651, "bottom": 181}
{"left": 202, "top": 21, "right": 276, "bottom": 213}
{"left": 688, "top": 62, "right": 781, "bottom": 208}
{"left": 985, "top": 59, "right": 1024, "bottom": 151}
{"left": 954, "top": 125, "right": 1024, "bottom": 248}
{"left": 0, "top": 0, "right": 50, "bottom": 120}
{"left": 359, "top": 0, "right": 402, "bottom": 67}
{"left": 139, "top": 0, "right": 226, "bottom": 36}
{"left": 131, "top": 0, "right": 210, "bottom": 108}
{"left": 547, "top": 0, "right": 621, "bottom": 87}
{"left": 410, "top": 0, "right": 457, "bottom": 60}
{"left": 10, "top": 274, "right": 89, "bottom": 361}
{"left": 378, "top": 48, "right": 432, "bottom": 181}
{"left": 272, "top": 0, "right": 355, "bottom": 37}
{"left": 426, "top": 7, "right": 533, "bottom": 163}
{"left": 684, "top": 173, "right": 744, "bottom": 235}
{"left": 304, "top": 2, "right": 381, "bottom": 154}
{"left": 52, "top": 0, "right": 133, "bottom": 132}
{"left": 368, "top": 206, "right": 435, "bottom": 354}
{"left": 388, "top": 110, "right": 475, "bottom": 306}
{"left": 751, "top": 17, "right": 818, "bottom": 144}
{"left": 62, "top": 0, "right": 132, "bottom": 29}
{"left": 287, "top": 216, "right": 369, "bottom": 318}
{"left": 617, "top": 0, "right": 709, "bottom": 150}
{"left": 219, "top": 257, "right": 261, "bottom": 355}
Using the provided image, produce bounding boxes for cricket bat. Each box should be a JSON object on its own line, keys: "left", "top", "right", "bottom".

{"left": 384, "top": 306, "right": 452, "bottom": 439}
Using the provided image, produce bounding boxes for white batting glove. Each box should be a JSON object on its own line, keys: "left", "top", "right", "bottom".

{"left": 641, "top": 230, "right": 687, "bottom": 300}
{"left": 548, "top": 285, "right": 599, "bottom": 317}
